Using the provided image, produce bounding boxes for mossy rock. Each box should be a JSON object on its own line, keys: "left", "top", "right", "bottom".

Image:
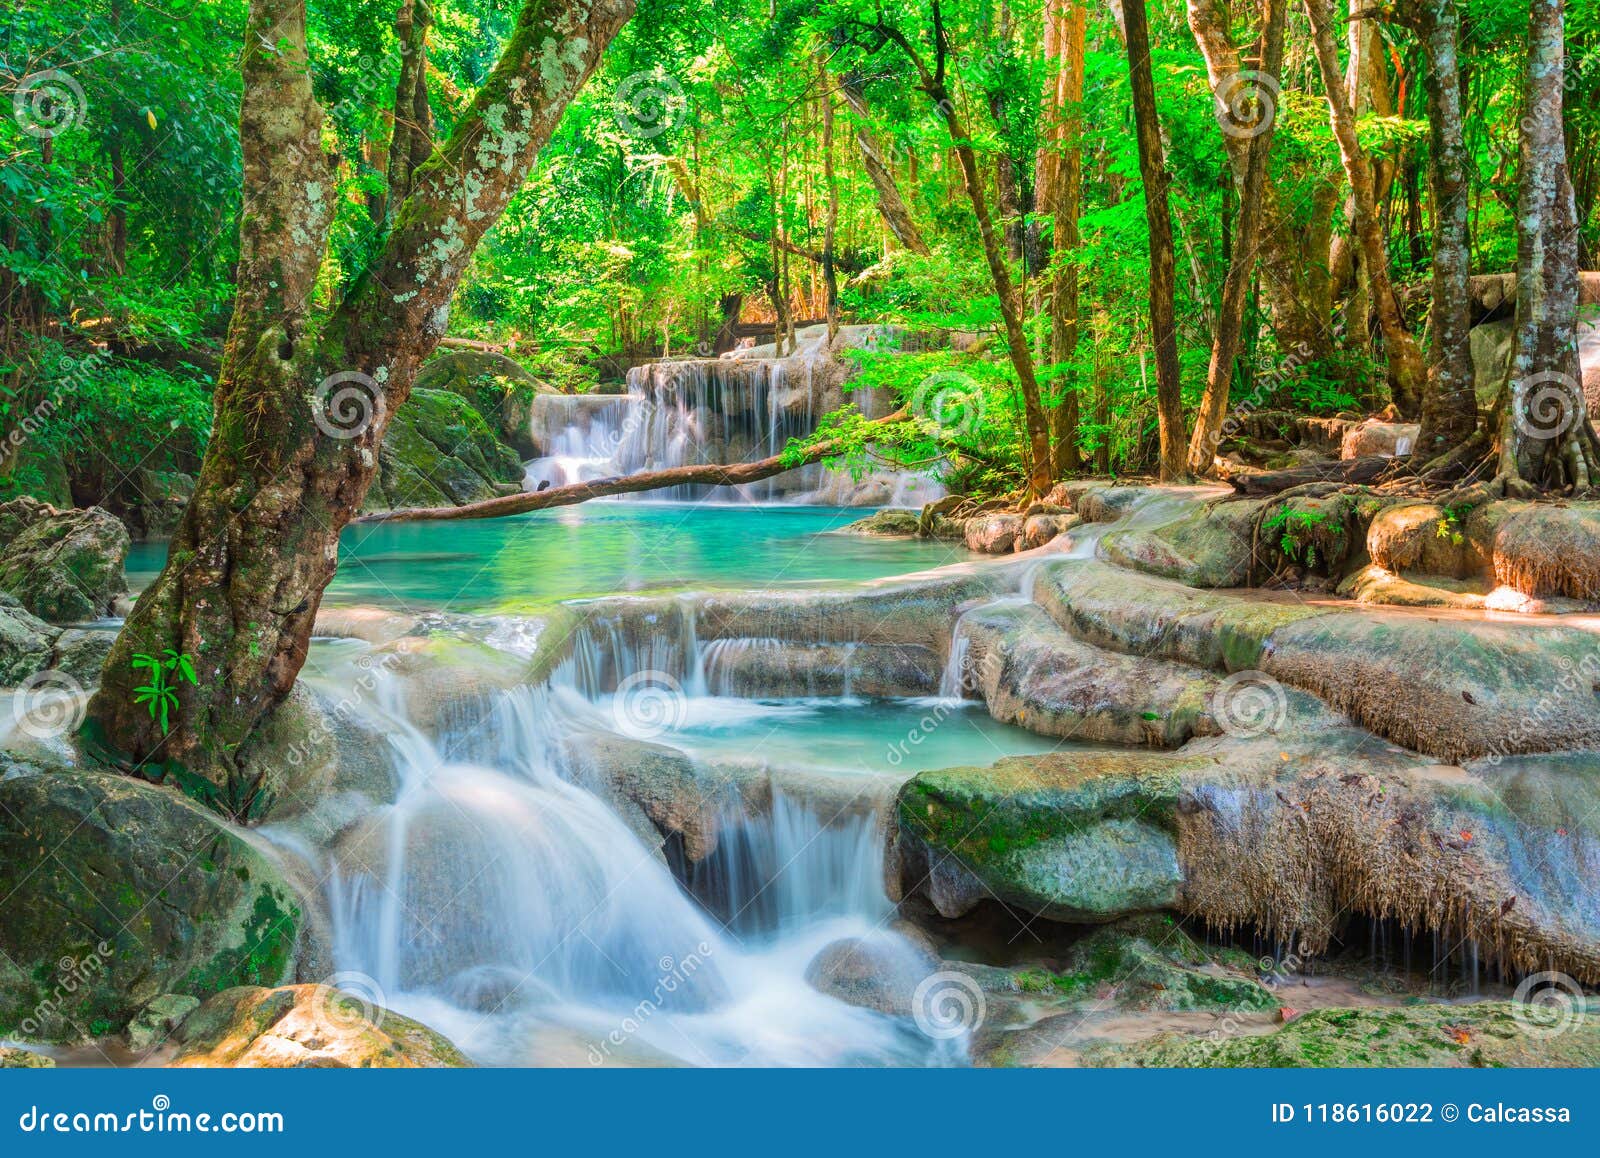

{"left": 171, "top": 984, "right": 470, "bottom": 1068}
{"left": 1100, "top": 498, "right": 1265, "bottom": 587}
{"left": 897, "top": 751, "right": 1188, "bottom": 922}
{"left": 413, "top": 350, "right": 548, "bottom": 455}
{"left": 0, "top": 498, "right": 129, "bottom": 623}
{"left": 0, "top": 765, "right": 306, "bottom": 1041}
{"left": 1093, "top": 1003, "right": 1600, "bottom": 1068}
{"left": 0, "top": 592, "right": 59, "bottom": 684}
{"left": 364, "top": 388, "right": 524, "bottom": 513}
{"left": 1016, "top": 914, "right": 1275, "bottom": 1013}
{"left": 839, "top": 508, "right": 922, "bottom": 537}
{"left": 1476, "top": 501, "right": 1600, "bottom": 602}
{"left": 1367, "top": 500, "right": 1487, "bottom": 581}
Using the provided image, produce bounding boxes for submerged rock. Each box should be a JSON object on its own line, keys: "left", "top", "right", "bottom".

{"left": 839, "top": 508, "right": 922, "bottom": 537}
{"left": 0, "top": 498, "right": 129, "bottom": 622}
{"left": 0, "top": 766, "right": 308, "bottom": 1041}
{"left": 171, "top": 984, "right": 469, "bottom": 1068}
{"left": 804, "top": 933, "right": 942, "bottom": 1017}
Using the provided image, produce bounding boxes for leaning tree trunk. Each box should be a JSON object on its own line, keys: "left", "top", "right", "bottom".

{"left": 1035, "top": 0, "right": 1086, "bottom": 476}
{"left": 87, "top": 0, "right": 635, "bottom": 817}
{"left": 837, "top": 77, "right": 931, "bottom": 256}
{"left": 383, "top": 0, "right": 436, "bottom": 220}
{"left": 1123, "top": 0, "right": 1186, "bottom": 480}
{"left": 1497, "top": 0, "right": 1598, "bottom": 486}
{"left": 1306, "top": 0, "right": 1426, "bottom": 417}
{"left": 1186, "top": 0, "right": 1288, "bottom": 474}
{"left": 1413, "top": 0, "right": 1480, "bottom": 459}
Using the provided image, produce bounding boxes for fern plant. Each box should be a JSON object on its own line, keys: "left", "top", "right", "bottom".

{"left": 131, "top": 649, "right": 199, "bottom": 736}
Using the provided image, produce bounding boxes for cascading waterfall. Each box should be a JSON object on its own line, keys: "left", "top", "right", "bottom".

{"left": 521, "top": 324, "right": 944, "bottom": 505}
{"left": 300, "top": 644, "right": 952, "bottom": 1066}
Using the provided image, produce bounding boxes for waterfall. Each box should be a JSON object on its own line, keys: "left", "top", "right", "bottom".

{"left": 521, "top": 325, "right": 944, "bottom": 506}
{"left": 305, "top": 644, "right": 953, "bottom": 1066}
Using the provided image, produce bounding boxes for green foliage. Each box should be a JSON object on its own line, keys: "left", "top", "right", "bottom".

{"left": 1264, "top": 506, "right": 1334, "bottom": 567}
{"left": 130, "top": 650, "right": 199, "bottom": 736}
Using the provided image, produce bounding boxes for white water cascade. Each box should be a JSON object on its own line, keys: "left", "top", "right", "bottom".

{"left": 295, "top": 656, "right": 951, "bottom": 1067}
{"left": 523, "top": 325, "right": 944, "bottom": 506}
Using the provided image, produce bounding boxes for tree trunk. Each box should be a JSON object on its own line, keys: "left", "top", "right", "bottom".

{"left": 820, "top": 60, "right": 840, "bottom": 343}
{"left": 1123, "top": 0, "right": 1186, "bottom": 480}
{"left": 1413, "top": 0, "right": 1480, "bottom": 458}
{"left": 87, "top": 0, "right": 636, "bottom": 817}
{"left": 837, "top": 79, "right": 931, "bottom": 256}
{"left": 1036, "top": 0, "right": 1086, "bottom": 476}
{"left": 383, "top": 0, "right": 436, "bottom": 221}
{"left": 1306, "top": 0, "right": 1426, "bottom": 416}
{"left": 1497, "top": 0, "right": 1598, "bottom": 486}
{"left": 1186, "top": 0, "right": 1287, "bottom": 475}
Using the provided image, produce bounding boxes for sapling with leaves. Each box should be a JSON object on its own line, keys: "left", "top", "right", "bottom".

{"left": 130, "top": 649, "right": 199, "bottom": 737}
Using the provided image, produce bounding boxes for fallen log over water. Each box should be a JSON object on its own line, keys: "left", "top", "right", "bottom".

{"left": 356, "top": 409, "right": 910, "bottom": 523}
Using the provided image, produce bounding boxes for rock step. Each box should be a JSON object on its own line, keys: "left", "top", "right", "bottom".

{"left": 1031, "top": 559, "right": 1600, "bottom": 763}
{"left": 895, "top": 732, "right": 1600, "bottom": 984}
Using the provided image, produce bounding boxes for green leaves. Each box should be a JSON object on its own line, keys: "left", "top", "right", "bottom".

{"left": 130, "top": 650, "right": 200, "bottom": 737}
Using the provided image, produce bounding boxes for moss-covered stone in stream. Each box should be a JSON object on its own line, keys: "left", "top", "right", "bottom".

{"left": 1027, "top": 915, "right": 1276, "bottom": 1012}
{"left": 897, "top": 752, "right": 1188, "bottom": 921}
{"left": 413, "top": 349, "right": 548, "bottom": 455}
{"left": 0, "top": 765, "right": 307, "bottom": 1042}
{"left": 1088, "top": 1003, "right": 1600, "bottom": 1068}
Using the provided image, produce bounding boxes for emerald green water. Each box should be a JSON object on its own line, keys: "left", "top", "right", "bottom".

{"left": 125, "top": 504, "right": 968, "bottom": 612}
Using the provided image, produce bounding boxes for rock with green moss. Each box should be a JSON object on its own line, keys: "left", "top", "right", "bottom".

{"left": 0, "top": 1045, "right": 55, "bottom": 1068}
{"left": 413, "top": 350, "right": 548, "bottom": 455}
{"left": 839, "top": 508, "right": 922, "bottom": 537}
{"left": 0, "top": 498, "right": 130, "bottom": 623}
{"left": 1040, "top": 915, "right": 1275, "bottom": 1013}
{"left": 1100, "top": 498, "right": 1265, "bottom": 587}
{"left": 0, "top": 766, "right": 307, "bottom": 1042}
{"left": 897, "top": 751, "right": 1185, "bottom": 921}
{"left": 1093, "top": 1003, "right": 1600, "bottom": 1068}
{"left": 171, "top": 984, "right": 470, "bottom": 1068}
{"left": 363, "top": 388, "right": 524, "bottom": 513}
{"left": 0, "top": 593, "right": 59, "bottom": 684}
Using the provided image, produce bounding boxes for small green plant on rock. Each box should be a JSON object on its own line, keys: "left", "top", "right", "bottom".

{"left": 1435, "top": 503, "right": 1472, "bottom": 546}
{"left": 131, "top": 650, "right": 199, "bottom": 736}
{"left": 1264, "top": 506, "right": 1334, "bottom": 567}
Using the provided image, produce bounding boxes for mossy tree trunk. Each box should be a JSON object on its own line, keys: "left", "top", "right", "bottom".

{"left": 87, "top": 0, "right": 636, "bottom": 817}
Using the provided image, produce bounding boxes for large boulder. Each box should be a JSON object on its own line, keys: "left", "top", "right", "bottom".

{"left": 1475, "top": 501, "right": 1600, "bottom": 602}
{"left": 0, "top": 766, "right": 309, "bottom": 1041}
{"left": 0, "top": 593, "right": 58, "bottom": 684}
{"left": 413, "top": 349, "right": 548, "bottom": 456}
{"left": 0, "top": 498, "right": 129, "bottom": 622}
{"left": 1366, "top": 500, "right": 1488, "bottom": 580}
{"left": 964, "top": 513, "right": 1023, "bottom": 554}
{"left": 363, "top": 388, "right": 524, "bottom": 513}
{"left": 171, "top": 984, "right": 469, "bottom": 1068}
